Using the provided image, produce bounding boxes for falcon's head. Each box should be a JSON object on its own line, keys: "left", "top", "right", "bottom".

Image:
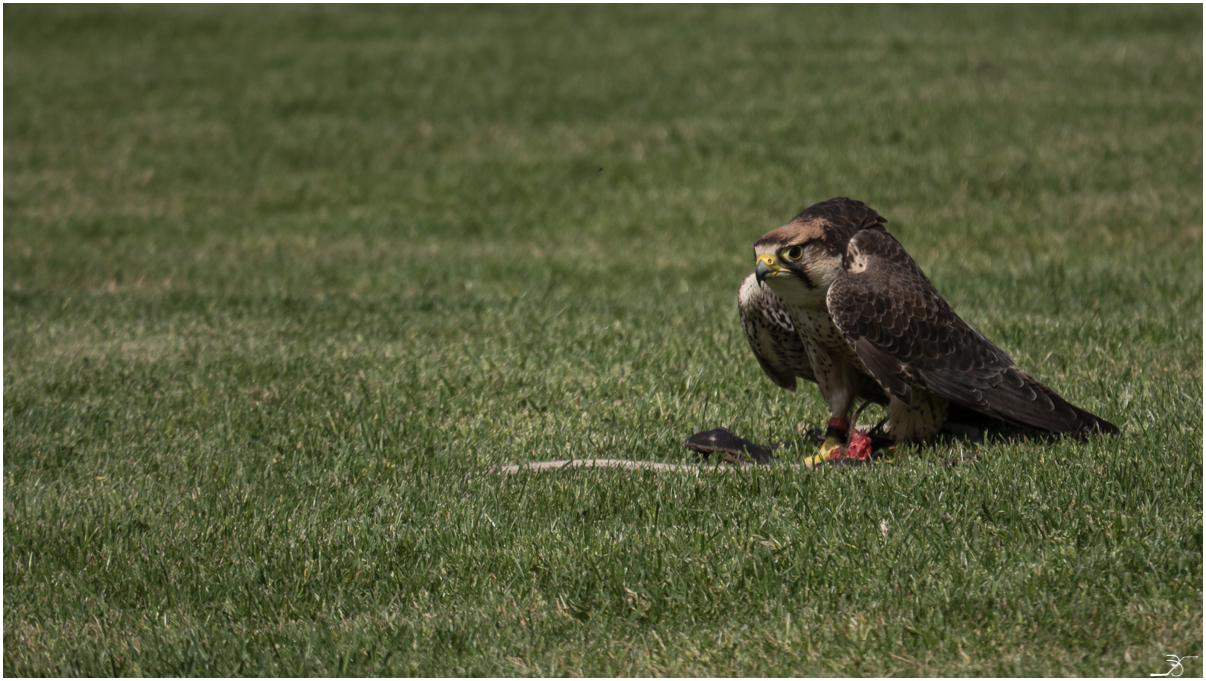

{"left": 751, "top": 197, "right": 887, "bottom": 307}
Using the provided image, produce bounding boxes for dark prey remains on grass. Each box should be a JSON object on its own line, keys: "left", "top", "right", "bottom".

{"left": 736, "top": 197, "right": 1118, "bottom": 465}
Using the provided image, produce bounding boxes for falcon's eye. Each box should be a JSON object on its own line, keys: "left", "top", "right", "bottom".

{"left": 782, "top": 245, "right": 804, "bottom": 262}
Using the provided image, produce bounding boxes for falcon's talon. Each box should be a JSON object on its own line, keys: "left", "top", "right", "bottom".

{"left": 801, "top": 434, "right": 847, "bottom": 467}
{"left": 819, "top": 434, "right": 845, "bottom": 456}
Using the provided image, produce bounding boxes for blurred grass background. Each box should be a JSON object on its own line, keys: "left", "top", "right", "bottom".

{"left": 4, "top": 5, "right": 1202, "bottom": 675}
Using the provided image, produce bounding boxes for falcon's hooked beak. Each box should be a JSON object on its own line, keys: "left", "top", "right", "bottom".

{"left": 755, "top": 253, "right": 785, "bottom": 284}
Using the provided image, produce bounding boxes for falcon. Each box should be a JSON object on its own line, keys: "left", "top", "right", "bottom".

{"left": 738, "top": 197, "right": 1118, "bottom": 463}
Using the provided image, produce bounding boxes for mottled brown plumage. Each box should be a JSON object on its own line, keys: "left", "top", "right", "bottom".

{"left": 828, "top": 226, "right": 1117, "bottom": 435}
{"left": 738, "top": 197, "right": 1117, "bottom": 448}
{"left": 738, "top": 273, "right": 888, "bottom": 402}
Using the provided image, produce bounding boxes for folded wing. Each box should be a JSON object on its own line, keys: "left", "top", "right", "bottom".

{"left": 827, "top": 229, "right": 1118, "bottom": 435}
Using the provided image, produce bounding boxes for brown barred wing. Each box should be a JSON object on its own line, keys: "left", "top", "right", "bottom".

{"left": 827, "top": 229, "right": 1118, "bottom": 436}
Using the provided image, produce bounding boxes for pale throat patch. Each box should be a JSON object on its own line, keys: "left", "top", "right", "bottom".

{"left": 764, "top": 273, "right": 823, "bottom": 308}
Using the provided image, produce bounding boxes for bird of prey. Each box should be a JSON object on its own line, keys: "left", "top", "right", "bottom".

{"left": 738, "top": 197, "right": 1117, "bottom": 463}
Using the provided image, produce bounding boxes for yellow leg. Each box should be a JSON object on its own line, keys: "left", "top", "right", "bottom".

{"left": 803, "top": 417, "right": 850, "bottom": 466}
{"left": 802, "top": 437, "right": 843, "bottom": 466}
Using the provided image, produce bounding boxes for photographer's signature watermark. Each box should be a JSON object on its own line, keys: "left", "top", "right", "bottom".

{"left": 1151, "top": 654, "right": 1198, "bottom": 677}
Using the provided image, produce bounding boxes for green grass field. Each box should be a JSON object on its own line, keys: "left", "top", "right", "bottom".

{"left": 4, "top": 5, "right": 1202, "bottom": 676}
